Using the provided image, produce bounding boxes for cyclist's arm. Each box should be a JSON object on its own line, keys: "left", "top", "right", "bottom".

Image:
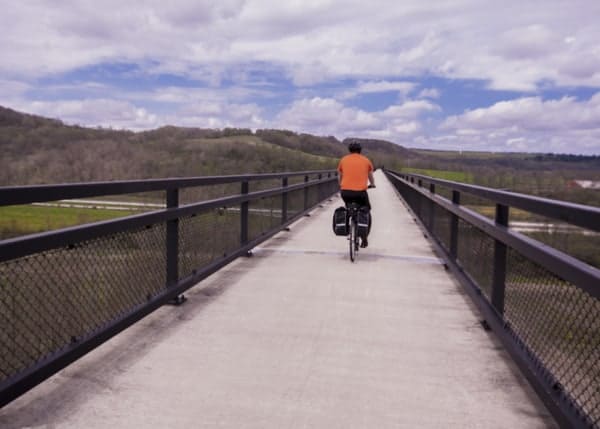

{"left": 338, "top": 171, "right": 343, "bottom": 187}
{"left": 368, "top": 171, "right": 375, "bottom": 187}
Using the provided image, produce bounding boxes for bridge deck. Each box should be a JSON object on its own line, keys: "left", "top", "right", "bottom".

{"left": 0, "top": 171, "right": 556, "bottom": 428}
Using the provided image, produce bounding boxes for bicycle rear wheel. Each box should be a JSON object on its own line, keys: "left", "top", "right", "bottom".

{"left": 349, "top": 217, "right": 357, "bottom": 262}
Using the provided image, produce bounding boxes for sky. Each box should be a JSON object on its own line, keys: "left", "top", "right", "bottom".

{"left": 1, "top": 1, "right": 600, "bottom": 154}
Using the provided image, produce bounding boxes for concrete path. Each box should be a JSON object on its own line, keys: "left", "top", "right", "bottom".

{"left": 0, "top": 171, "right": 557, "bottom": 428}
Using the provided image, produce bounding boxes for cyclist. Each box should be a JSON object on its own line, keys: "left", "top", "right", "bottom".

{"left": 337, "top": 140, "right": 375, "bottom": 247}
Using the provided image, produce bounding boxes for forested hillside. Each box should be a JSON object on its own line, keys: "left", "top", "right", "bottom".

{"left": 1, "top": 105, "right": 599, "bottom": 206}
{"left": 408, "top": 149, "right": 600, "bottom": 205}
{"left": 0, "top": 106, "right": 406, "bottom": 185}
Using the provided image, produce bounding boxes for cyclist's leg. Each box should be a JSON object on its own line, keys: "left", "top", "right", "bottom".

{"left": 341, "top": 190, "right": 371, "bottom": 243}
{"left": 352, "top": 191, "right": 371, "bottom": 247}
{"left": 354, "top": 191, "right": 371, "bottom": 237}
{"left": 360, "top": 191, "right": 371, "bottom": 211}
{"left": 363, "top": 192, "right": 372, "bottom": 235}
{"left": 340, "top": 190, "right": 350, "bottom": 207}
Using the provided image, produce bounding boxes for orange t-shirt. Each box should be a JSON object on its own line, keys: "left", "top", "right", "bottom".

{"left": 337, "top": 153, "right": 373, "bottom": 191}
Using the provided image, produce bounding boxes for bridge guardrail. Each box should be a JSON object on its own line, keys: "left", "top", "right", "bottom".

{"left": 384, "top": 169, "right": 599, "bottom": 429}
{"left": 0, "top": 170, "right": 339, "bottom": 407}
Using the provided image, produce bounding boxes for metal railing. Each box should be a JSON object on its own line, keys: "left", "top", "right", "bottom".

{"left": 0, "top": 170, "right": 339, "bottom": 407}
{"left": 384, "top": 169, "right": 600, "bottom": 429}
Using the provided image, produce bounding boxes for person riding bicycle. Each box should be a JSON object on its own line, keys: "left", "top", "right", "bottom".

{"left": 337, "top": 140, "right": 375, "bottom": 247}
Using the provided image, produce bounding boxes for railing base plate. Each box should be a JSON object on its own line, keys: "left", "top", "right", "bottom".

{"left": 168, "top": 295, "right": 187, "bottom": 306}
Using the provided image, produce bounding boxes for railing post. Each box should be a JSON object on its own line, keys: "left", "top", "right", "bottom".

{"left": 241, "top": 181, "right": 249, "bottom": 245}
{"left": 428, "top": 183, "right": 435, "bottom": 232}
{"left": 166, "top": 188, "right": 186, "bottom": 305}
{"left": 450, "top": 191, "right": 460, "bottom": 260}
{"left": 491, "top": 204, "right": 509, "bottom": 314}
{"left": 281, "top": 177, "right": 288, "bottom": 224}
{"left": 318, "top": 173, "right": 323, "bottom": 201}
{"left": 303, "top": 175, "right": 309, "bottom": 211}
{"left": 166, "top": 188, "right": 179, "bottom": 287}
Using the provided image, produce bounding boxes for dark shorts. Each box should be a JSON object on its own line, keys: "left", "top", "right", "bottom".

{"left": 340, "top": 190, "right": 371, "bottom": 210}
{"left": 341, "top": 190, "right": 372, "bottom": 236}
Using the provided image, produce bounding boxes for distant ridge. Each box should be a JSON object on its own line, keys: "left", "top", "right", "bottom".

{"left": 0, "top": 105, "right": 65, "bottom": 128}
{"left": 0, "top": 105, "right": 408, "bottom": 185}
{"left": 1, "top": 104, "right": 598, "bottom": 207}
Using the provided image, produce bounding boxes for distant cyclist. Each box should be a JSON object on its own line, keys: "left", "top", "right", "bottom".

{"left": 337, "top": 140, "right": 375, "bottom": 247}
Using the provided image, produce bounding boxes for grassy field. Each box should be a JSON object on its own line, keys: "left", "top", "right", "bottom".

{"left": 0, "top": 205, "right": 134, "bottom": 239}
{"left": 401, "top": 167, "right": 474, "bottom": 183}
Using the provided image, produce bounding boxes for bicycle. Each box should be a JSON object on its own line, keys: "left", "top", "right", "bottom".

{"left": 343, "top": 185, "right": 375, "bottom": 263}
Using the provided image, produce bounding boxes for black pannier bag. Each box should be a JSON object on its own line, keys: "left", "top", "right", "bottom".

{"left": 332, "top": 206, "right": 348, "bottom": 235}
{"left": 357, "top": 207, "right": 370, "bottom": 237}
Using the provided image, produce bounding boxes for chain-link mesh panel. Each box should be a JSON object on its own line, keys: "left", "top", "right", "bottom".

{"left": 462, "top": 194, "right": 496, "bottom": 221}
{"left": 306, "top": 185, "right": 319, "bottom": 209}
{"left": 421, "top": 197, "right": 431, "bottom": 223}
{"left": 432, "top": 203, "right": 452, "bottom": 251}
{"left": 456, "top": 219, "right": 494, "bottom": 299}
{"left": 513, "top": 215, "right": 600, "bottom": 270}
{"left": 504, "top": 249, "right": 600, "bottom": 426}
{"left": 0, "top": 224, "right": 166, "bottom": 383}
{"left": 248, "top": 195, "right": 282, "bottom": 242}
{"left": 401, "top": 184, "right": 421, "bottom": 217}
{"left": 179, "top": 183, "right": 240, "bottom": 205}
{"left": 287, "top": 176, "right": 306, "bottom": 186}
{"left": 249, "top": 179, "right": 282, "bottom": 192}
{"left": 435, "top": 185, "right": 453, "bottom": 201}
{"left": 178, "top": 206, "right": 241, "bottom": 279}
{"left": 287, "top": 187, "right": 306, "bottom": 219}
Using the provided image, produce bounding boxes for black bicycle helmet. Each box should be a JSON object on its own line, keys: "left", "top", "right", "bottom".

{"left": 348, "top": 140, "right": 362, "bottom": 153}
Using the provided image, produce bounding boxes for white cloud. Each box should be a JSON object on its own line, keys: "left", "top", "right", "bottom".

{"left": 418, "top": 88, "right": 440, "bottom": 99}
{"left": 276, "top": 97, "right": 351, "bottom": 131}
{"left": 438, "top": 93, "right": 600, "bottom": 153}
{"left": 0, "top": 79, "right": 30, "bottom": 99}
{"left": 442, "top": 95, "right": 600, "bottom": 132}
{"left": 11, "top": 97, "right": 265, "bottom": 131}
{"left": 341, "top": 81, "right": 416, "bottom": 99}
{"left": 361, "top": 81, "right": 415, "bottom": 95}
{"left": 496, "top": 25, "right": 558, "bottom": 60}
{"left": 3, "top": 1, "right": 600, "bottom": 90}
{"left": 393, "top": 121, "right": 420, "bottom": 134}
{"left": 275, "top": 96, "right": 435, "bottom": 141}
{"left": 17, "top": 99, "right": 159, "bottom": 130}
{"left": 2, "top": 1, "right": 600, "bottom": 154}
{"left": 382, "top": 100, "right": 440, "bottom": 119}
{"left": 12, "top": 99, "right": 265, "bottom": 131}
{"left": 139, "top": 84, "right": 271, "bottom": 104}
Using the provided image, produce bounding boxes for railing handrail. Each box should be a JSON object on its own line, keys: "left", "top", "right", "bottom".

{"left": 391, "top": 171, "right": 600, "bottom": 232}
{"left": 0, "top": 177, "right": 333, "bottom": 263}
{"left": 0, "top": 170, "right": 336, "bottom": 207}
{"left": 386, "top": 170, "right": 600, "bottom": 295}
